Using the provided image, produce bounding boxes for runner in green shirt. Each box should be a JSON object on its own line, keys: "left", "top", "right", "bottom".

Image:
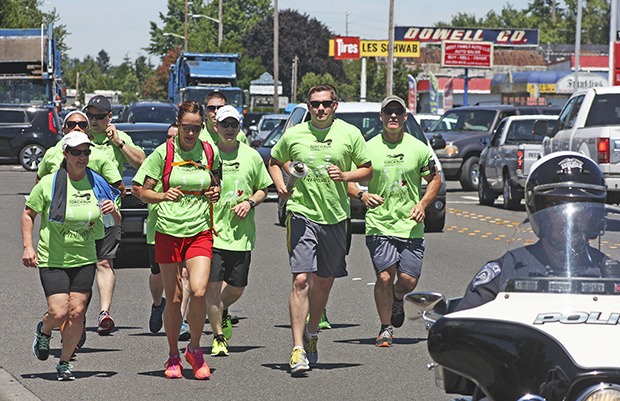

{"left": 137, "top": 100, "right": 221, "bottom": 380}
{"left": 199, "top": 91, "right": 248, "bottom": 145}
{"left": 348, "top": 95, "right": 441, "bottom": 348}
{"left": 23, "top": 132, "right": 121, "bottom": 381}
{"left": 85, "top": 95, "right": 147, "bottom": 336}
{"left": 269, "top": 84, "right": 372, "bottom": 376}
{"left": 205, "top": 105, "right": 273, "bottom": 357}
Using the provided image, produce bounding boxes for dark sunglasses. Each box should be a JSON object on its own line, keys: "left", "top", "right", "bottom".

{"left": 180, "top": 123, "right": 203, "bottom": 133}
{"left": 206, "top": 105, "right": 225, "bottom": 112}
{"left": 67, "top": 148, "right": 92, "bottom": 156}
{"left": 382, "top": 108, "right": 406, "bottom": 116}
{"left": 86, "top": 113, "right": 108, "bottom": 121}
{"left": 219, "top": 120, "right": 239, "bottom": 129}
{"left": 309, "top": 100, "right": 334, "bottom": 109}
{"left": 65, "top": 120, "right": 89, "bottom": 130}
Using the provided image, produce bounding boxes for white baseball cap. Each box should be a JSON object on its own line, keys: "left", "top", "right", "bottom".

{"left": 62, "top": 131, "right": 94, "bottom": 150}
{"left": 215, "top": 105, "right": 240, "bottom": 122}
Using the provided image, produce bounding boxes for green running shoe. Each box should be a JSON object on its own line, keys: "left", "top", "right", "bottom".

{"left": 318, "top": 308, "right": 332, "bottom": 330}
{"left": 222, "top": 314, "right": 233, "bottom": 340}
{"left": 211, "top": 335, "right": 229, "bottom": 356}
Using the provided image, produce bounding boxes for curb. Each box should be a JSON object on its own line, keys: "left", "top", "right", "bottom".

{"left": 0, "top": 367, "right": 39, "bottom": 401}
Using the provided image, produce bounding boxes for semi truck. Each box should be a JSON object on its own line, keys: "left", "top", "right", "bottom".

{"left": 0, "top": 25, "right": 64, "bottom": 106}
{"left": 168, "top": 52, "right": 243, "bottom": 113}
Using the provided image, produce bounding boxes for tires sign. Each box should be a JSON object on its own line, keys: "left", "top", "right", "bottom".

{"left": 441, "top": 41, "right": 494, "bottom": 68}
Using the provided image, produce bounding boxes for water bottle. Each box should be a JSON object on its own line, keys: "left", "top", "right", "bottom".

{"left": 98, "top": 198, "right": 115, "bottom": 228}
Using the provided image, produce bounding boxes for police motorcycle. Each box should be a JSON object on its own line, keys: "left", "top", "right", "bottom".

{"left": 405, "top": 152, "right": 620, "bottom": 401}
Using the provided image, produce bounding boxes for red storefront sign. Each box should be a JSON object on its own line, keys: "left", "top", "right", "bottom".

{"left": 333, "top": 36, "right": 360, "bottom": 60}
{"left": 441, "top": 41, "right": 493, "bottom": 68}
{"left": 615, "top": 42, "right": 620, "bottom": 86}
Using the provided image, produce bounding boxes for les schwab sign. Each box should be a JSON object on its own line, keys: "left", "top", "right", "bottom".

{"left": 329, "top": 36, "right": 420, "bottom": 60}
{"left": 441, "top": 41, "right": 494, "bottom": 68}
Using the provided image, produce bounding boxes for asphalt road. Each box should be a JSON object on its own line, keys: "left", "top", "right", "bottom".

{"left": 0, "top": 168, "right": 527, "bottom": 401}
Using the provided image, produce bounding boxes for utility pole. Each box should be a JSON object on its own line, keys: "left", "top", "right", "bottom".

{"left": 386, "top": 0, "right": 395, "bottom": 96}
{"left": 345, "top": 12, "right": 349, "bottom": 36}
{"left": 291, "top": 55, "right": 299, "bottom": 103}
{"left": 575, "top": 0, "right": 582, "bottom": 89}
{"left": 273, "top": 0, "right": 279, "bottom": 112}
{"left": 218, "top": 0, "right": 223, "bottom": 47}
{"left": 184, "top": 0, "right": 188, "bottom": 52}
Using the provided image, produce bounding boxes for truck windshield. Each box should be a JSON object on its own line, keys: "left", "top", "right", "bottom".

{"left": 0, "top": 80, "right": 49, "bottom": 104}
{"left": 429, "top": 109, "right": 496, "bottom": 133}
{"left": 182, "top": 88, "right": 243, "bottom": 109}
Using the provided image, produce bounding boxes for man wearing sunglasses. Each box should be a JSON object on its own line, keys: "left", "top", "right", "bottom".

{"left": 84, "top": 95, "right": 146, "bottom": 336}
{"left": 199, "top": 91, "right": 248, "bottom": 146}
{"left": 349, "top": 95, "right": 441, "bottom": 348}
{"left": 268, "top": 84, "right": 372, "bottom": 376}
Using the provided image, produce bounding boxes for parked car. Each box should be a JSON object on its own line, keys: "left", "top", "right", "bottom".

{"left": 256, "top": 121, "right": 286, "bottom": 200}
{"left": 0, "top": 103, "right": 62, "bottom": 171}
{"left": 426, "top": 104, "right": 561, "bottom": 191}
{"left": 280, "top": 102, "right": 447, "bottom": 232}
{"left": 115, "top": 101, "right": 178, "bottom": 124}
{"left": 242, "top": 112, "right": 266, "bottom": 136}
{"left": 413, "top": 113, "right": 441, "bottom": 132}
{"left": 116, "top": 122, "right": 169, "bottom": 263}
{"left": 249, "top": 113, "right": 289, "bottom": 146}
{"left": 478, "top": 115, "right": 557, "bottom": 209}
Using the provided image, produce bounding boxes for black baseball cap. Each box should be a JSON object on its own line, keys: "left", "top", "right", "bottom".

{"left": 86, "top": 95, "right": 111, "bottom": 113}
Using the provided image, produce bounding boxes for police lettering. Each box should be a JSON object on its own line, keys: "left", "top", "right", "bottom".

{"left": 533, "top": 311, "right": 620, "bottom": 325}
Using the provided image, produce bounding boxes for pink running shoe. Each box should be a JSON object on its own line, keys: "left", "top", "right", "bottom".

{"left": 184, "top": 347, "right": 211, "bottom": 379}
{"left": 164, "top": 355, "right": 183, "bottom": 379}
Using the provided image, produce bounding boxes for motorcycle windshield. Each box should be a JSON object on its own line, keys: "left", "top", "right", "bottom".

{"left": 501, "top": 202, "right": 620, "bottom": 295}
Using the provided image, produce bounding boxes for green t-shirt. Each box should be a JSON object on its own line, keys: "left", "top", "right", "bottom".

{"left": 199, "top": 127, "right": 248, "bottom": 145}
{"left": 91, "top": 130, "right": 142, "bottom": 175}
{"left": 137, "top": 138, "right": 221, "bottom": 237}
{"left": 26, "top": 174, "right": 103, "bottom": 267}
{"left": 37, "top": 141, "right": 122, "bottom": 185}
{"left": 213, "top": 143, "right": 273, "bottom": 251}
{"left": 365, "top": 133, "right": 433, "bottom": 239}
{"left": 132, "top": 167, "right": 160, "bottom": 245}
{"left": 270, "top": 119, "right": 370, "bottom": 224}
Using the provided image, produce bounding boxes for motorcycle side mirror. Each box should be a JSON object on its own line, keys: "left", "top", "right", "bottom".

{"left": 404, "top": 291, "right": 446, "bottom": 321}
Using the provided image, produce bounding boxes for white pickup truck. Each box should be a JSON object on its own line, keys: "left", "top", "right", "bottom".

{"left": 542, "top": 87, "right": 620, "bottom": 203}
{"left": 478, "top": 115, "right": 557, "bottom": 209}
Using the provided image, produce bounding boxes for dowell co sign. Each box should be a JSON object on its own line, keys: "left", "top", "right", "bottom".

{"left": 395, "top": 26, "right": 539, "bottom": 47}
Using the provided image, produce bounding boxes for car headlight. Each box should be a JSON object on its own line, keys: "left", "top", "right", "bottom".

{"left": 575, "top": 383, "right": 620, "bottom": 401}
{"left": 444, "top": 144, "right": 459, "bottom": 156}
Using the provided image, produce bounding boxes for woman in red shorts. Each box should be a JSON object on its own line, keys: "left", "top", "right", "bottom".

{"left": 138, "top": 100, "right": 220, "bottom": 379}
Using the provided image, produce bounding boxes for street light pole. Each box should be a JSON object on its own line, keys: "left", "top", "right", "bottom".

{"left": 386, "top": 0, "right": 395, "bottom": 96}
{"left": 273, "top": 0, "right": 279, "bottom": 113}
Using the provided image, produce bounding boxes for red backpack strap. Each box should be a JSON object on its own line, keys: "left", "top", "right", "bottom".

{"left": 162, "top": 139, "right": 175, "bottom": 192}
{"left": 201, "top": 140, "right": 214, "bottom": 170}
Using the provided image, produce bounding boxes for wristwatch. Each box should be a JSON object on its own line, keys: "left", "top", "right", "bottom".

{"left": 356, "top": 191, "right": 365, "bottom": 200}
{"left": 247, "top": 199, "right": 256, "bottom": 208}
{"left": 117, "top": 140, "right": 126, "bottom": 149}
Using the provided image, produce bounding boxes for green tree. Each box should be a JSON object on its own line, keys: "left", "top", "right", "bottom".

{"left": 298, "top": 72, "right": 337, "bottom": 102}
{"left": 243, "top": 9, "right": 346, "bottom": 97}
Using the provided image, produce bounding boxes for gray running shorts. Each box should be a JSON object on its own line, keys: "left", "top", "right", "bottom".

{"left": 286, "top": 212, "right": 348, "bottom": 278}
{"left": 95, "top": 225, "right": 121, "bottom": 260}
{"left": 365, "top": 235, "right": 424, "bottom": 279}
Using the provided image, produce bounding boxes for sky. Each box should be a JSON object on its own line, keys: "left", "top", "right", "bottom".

{"left": 41, "top": 0, "right": 531, "bottom": 65}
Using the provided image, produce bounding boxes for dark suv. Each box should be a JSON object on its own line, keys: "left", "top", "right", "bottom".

{"left": 0, "top": 104, "right": 62, "bottom": 170}
{"left": 426, "top": 105, "right": 560, "bottom": 190}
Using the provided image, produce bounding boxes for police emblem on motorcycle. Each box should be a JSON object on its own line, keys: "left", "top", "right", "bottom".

{"left": 471, "top": 261, "right": 501, "bottom": 290}
{"left": 558, "top": 157, "right": 584, "bottom": 174}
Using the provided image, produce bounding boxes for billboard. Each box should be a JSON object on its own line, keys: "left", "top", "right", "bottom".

{"left": 441, "top": 41, "right": 494, "bottom": 68}
{"left": 395, "top": 26, "right": 538, "bottom": 47}
{"left": 329, "top": 38, "right": 420, "bottom": 58}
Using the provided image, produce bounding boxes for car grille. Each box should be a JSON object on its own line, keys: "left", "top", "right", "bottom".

{"left": 121, "top": 193, "right": 146, "bottom": 210}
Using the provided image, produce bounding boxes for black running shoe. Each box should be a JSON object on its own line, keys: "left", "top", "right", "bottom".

{"left": 149, "top": 298, "right": 166, "bottom": 333}
{"left": 56, "top": 361, "right": 75, "bottom": 381}
{"left": 391, "top": 298, "right": 405, "bottom": 328}
{"left": 33, "top": 321, "right": 51, "bottom": 361}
